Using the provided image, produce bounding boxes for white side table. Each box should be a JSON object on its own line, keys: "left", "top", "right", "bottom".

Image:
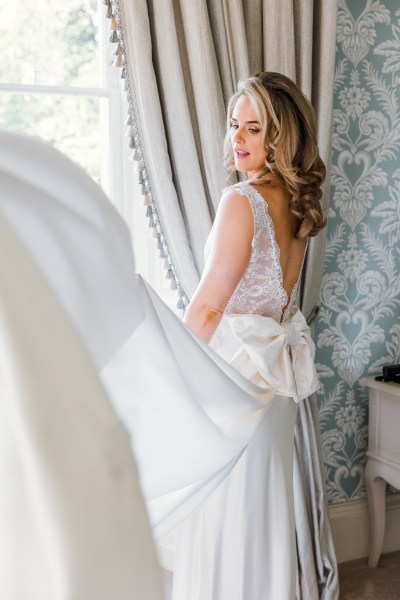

{"left": 361, "top": 377, "right": 400, "bottom": 567}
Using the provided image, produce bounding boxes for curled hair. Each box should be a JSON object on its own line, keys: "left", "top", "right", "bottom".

{"left": 223, "top": 72, "right": 327, "bottom": 238}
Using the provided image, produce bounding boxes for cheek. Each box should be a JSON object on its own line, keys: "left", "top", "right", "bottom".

{"left": 254, "top": 140, "right": 265, "bottom": 158}
{"left": 251, "top": 135, "right": 263, "bottom": 151}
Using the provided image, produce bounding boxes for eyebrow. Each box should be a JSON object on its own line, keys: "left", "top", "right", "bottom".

{"left": 231, "top": 117, "right": 261, "bottom": 125}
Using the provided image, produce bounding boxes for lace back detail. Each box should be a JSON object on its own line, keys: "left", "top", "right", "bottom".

{"left": 225, "top": 183, "right": 302, "bottom": 322}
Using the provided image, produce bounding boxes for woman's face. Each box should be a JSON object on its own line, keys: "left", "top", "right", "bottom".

{"left": 230, "top": 94, "right": 266, "bottom": 178}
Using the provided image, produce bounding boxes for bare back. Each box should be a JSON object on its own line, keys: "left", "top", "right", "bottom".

{"left": 252, "top": 183, "right": 307, "bottom": 300}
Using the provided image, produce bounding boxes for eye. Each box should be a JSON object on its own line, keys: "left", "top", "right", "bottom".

{"left": 230, "top": 123, "right": 238, "bottom": 129}
{"left": 249, "top": 128, "right": 260, "bottom": 134}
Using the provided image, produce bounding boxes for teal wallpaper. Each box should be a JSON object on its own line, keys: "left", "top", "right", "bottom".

{"left": 315, "top": 0, "right": 400, "bottom": 504}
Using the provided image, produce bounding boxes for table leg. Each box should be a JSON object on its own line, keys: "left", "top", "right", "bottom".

{"left": 365, "top": 459, "right": 386, "bottom": 567}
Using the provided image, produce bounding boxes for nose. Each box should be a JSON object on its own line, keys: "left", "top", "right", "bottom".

{"left": 232, "top": 127, "right": 244, "bottom": 143}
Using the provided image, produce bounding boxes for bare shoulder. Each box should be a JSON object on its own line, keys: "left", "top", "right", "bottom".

{"left": 215, "top": 186, "right": 254, "bottom": 228}
{"left": 214, "top": 186, "right": 254, "bottom": 237}
{"left": 216, "top": 185, "right": 253, "bottom": 221}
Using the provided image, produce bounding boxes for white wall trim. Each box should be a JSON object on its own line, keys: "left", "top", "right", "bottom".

{"left": 329, "top": 492, "right": 400, "bottom": 563}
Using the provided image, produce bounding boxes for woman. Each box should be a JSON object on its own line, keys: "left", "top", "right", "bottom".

{"left": 172, "top": 72, "right": 326, "bottom": 599}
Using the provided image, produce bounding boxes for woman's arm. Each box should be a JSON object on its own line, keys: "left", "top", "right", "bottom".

{"left": 183, "top": 189, "right": 254, "bottom": 344}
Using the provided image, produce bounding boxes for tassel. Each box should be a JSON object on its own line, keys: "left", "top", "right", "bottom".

{"left": 158, "top": 241, "right": 167, "bottom": 257}
{"left": 166, "top": 268, "right": 174, "bottom": 280}
{"left": 129, "top": 150, "right": 140, "bottom": 162}
{"left": 109, "top": 30, "right": 118, "bottom": 43}
{"left": 145, "top": 205, "right": 152, "bottom": 218}
{"left": 128, "top": 136, "right": 136, "bottom": 149}
{"left": 141, "top": 182, "right": 147, "bottom": 195}
{"left": 125, "top": 125, "right": 133, "bottom": 138}
{"left": 142, "top": 194, "right": 151, "bottom": 206}
{"left": 162, "top": 258, "right": 170, "bottom": 270}
{"left": 110, "top": 16, "right": 117, "bottom": 30}
{"left": 152, "top": 227, "right": 159, "bottom": 239}
{"left": 103, "top": 0, "right": 110, "bottom": 5}
{"left": 169, "top": 278, "right": 177, "bottom": 290}
{"left": 148, "top": 215, "right": 154, "bottom": 228}
{"left": 157, "top": 239, "right": 167, "bottom": 258}
{"left": 113, "top": 53, "right": 123, "bottom": 68}
{"left": 176, "top": 296, "right": 185, "bottom": 310}
{"left": 125, "top": 114, "right": 133, "bottom": 126}
{"left": 112, "top": 43, "right": 120, "bottom": 56}
{"left": 106, "top": 4, "right": 112, "bottom": 18}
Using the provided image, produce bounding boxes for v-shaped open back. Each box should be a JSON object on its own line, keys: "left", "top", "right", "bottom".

{"left": 224, "top": 182, "right": 308, "bottom": 323}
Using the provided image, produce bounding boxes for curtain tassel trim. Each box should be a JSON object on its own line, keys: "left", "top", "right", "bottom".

{"left": 113, "top": 53, "right": 123, "bottom": 68}
{"left": 109, "top": 30, "right": 119, "bottom": 44}
{"left": 105, "top": 1, "right": 189, "bottom": 312}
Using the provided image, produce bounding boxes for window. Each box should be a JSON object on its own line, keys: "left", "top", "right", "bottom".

{"left": 0, "top": 0, "right": 125, "bottom": 204}
{"left": 0, "top": 0, "right": 174, "bottom": 307}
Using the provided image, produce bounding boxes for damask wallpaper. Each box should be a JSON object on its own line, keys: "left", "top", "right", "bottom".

{"left": 315, "top": 0, "right": 400, "bottom": 504}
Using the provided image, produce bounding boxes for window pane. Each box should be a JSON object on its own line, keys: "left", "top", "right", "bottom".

{"left": 0, "top": 92, "right": 108, "bottom": 188}
{"left": 0, "top": 0, "right": 100, "bottom": 86}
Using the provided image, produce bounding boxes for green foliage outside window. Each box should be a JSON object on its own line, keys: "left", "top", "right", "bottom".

{"left": 0, "top": 0, "right": 104, "bottom": 184}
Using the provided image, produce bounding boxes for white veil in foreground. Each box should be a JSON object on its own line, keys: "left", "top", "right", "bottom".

{"left": 0, "top": 132, "right": 162, "bottom": 599}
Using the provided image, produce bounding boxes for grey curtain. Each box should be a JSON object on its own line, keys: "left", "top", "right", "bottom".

{"left": 108, "top": 1, "right": 339, "bottom": 597}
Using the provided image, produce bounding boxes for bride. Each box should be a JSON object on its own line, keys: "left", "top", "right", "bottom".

{"left": 172, "top": 72, "right": 326, "bottom": 600}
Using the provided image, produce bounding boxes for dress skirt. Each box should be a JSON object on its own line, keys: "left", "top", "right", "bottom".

{"left": 172, "top": 395, "right": 298, "bottom": 600}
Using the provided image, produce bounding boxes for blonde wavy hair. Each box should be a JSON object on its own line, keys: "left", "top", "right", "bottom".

{"left": 223, "top": 72, "right": 327, "bottom": 238}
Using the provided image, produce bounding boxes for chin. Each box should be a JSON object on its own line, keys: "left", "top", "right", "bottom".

{"left": 234, "top": 162, "right": 247, "bottom": 174}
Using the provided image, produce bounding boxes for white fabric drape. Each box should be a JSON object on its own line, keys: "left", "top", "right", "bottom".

{"left": 0, "top": 130, "right": 318, "bottom": 598}
{"left": 113, "top": 1, "right": 339, "bottom": 597}
{"left": 0, "top": 131, "right": 163, "bottom": 600}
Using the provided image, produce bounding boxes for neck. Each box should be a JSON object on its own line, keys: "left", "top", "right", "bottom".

{"left": 247, "top": 171, "right": 282, "bottom": 187}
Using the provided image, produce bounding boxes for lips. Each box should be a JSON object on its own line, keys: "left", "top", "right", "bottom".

{"left": 235, "top": 149, "right": 250, "bottom": 159}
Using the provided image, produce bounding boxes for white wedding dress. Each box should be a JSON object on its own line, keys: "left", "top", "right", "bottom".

{"left": 0, "top": 131, "right": 318, "bottom": 600}
{"left": 172, "top": 182, "right": 315, "bottom": 600}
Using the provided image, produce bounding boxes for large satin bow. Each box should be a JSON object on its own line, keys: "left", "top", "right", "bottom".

{"left": 227, "top": 307, "right": 319, "bottom": 402}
